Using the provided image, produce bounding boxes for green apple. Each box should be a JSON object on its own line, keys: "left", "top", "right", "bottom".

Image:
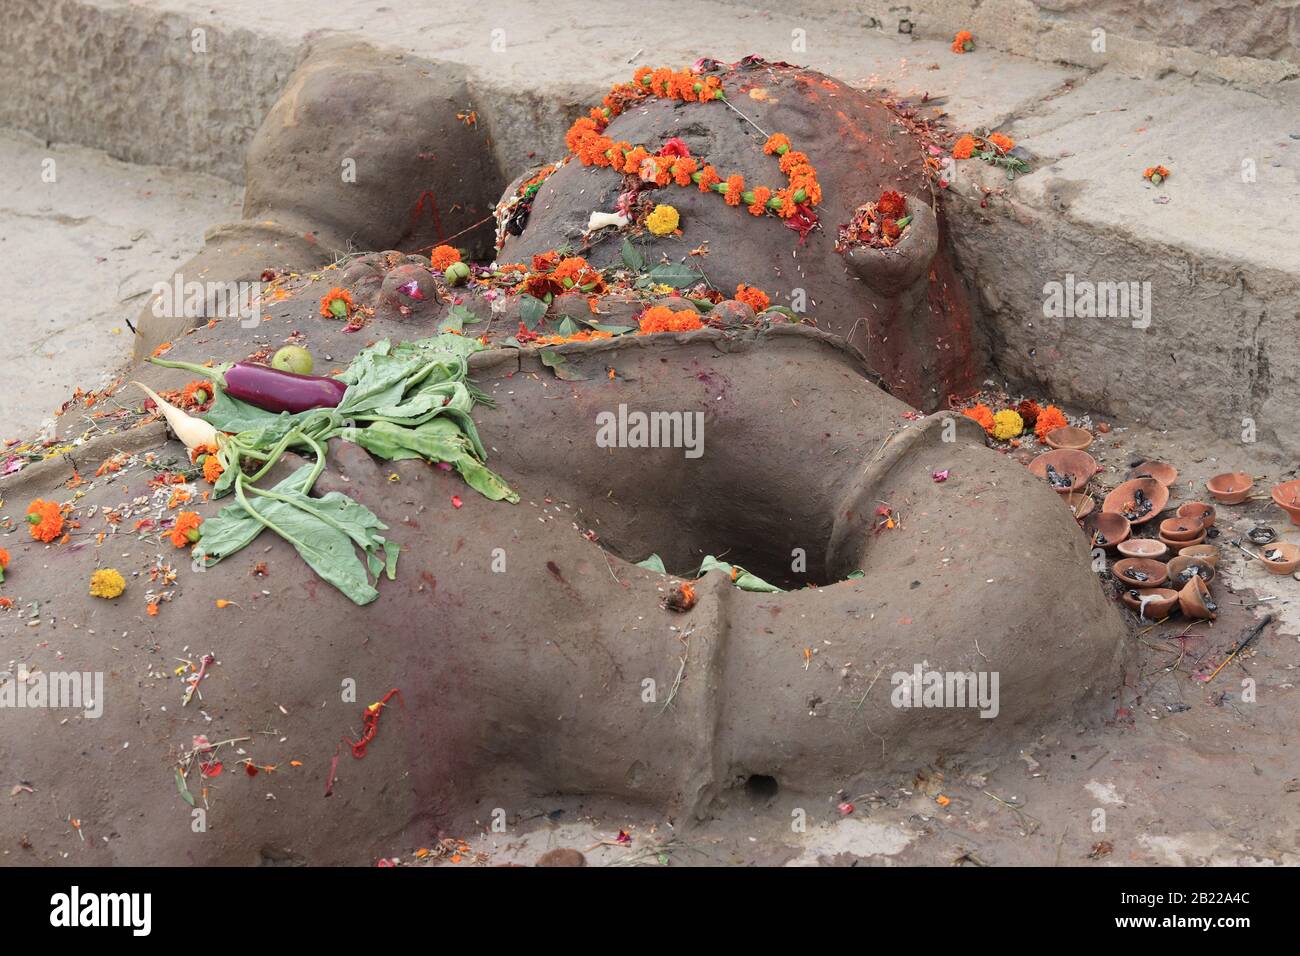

{"left": 272, "top": 345, "right": 313, "bottom": 375}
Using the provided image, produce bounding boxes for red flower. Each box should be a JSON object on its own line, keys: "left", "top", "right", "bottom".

{"left": 657, "top": 137, "right": 690, "bottom": 158}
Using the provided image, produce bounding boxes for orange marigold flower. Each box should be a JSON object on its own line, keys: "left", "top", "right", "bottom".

{"left": 26, "top": 500, "right": 64, "bottom": 542}
{"left": 202, "top": 455, "right": 224, "bottom": 484}
{"left": 147, "top": 602, "right": 160, "bottom": 617}
{"left": 773, "top": 187, "right": 799, "bottom": 218}
{"left": 778, "top": 150, "right": 809, "bottom": 175}
{"left": 170, "top": 511, "right": 203, "bottom": 548}
{"left": 633, "top": 66, "right": 653, "bottom": 86}
{"left": 962, "top": 404, "right": 996, "bottom": 433}
{"left": 724, "top": 175, "right": 745, "bottom": 206}
{"left": 623, "top": 146, "right": 650, "bottom": 174}
{"left": 987, "top": 132, "right": 1015, "bottom": 152}
{"left": 429, "top": 245, "right": 461, "bottom": 271}
{"left": 734, "top": 284, "right": 770, "bottom": 312}
{"left": 763, "top": 133, "right": 792, "bottom": 155}
{"left": 881, "top": 219, "right": 901, "bottom": 242}
{"left": 672, "top": 156, "right": 699, "bottom": 187}
{"left": 0, "top": 547, "right": 8, "bottom": 584}
{"left": 1143, "top": 165, "right": 1170, "bottom": 182}
{"left": 552, "top": 256, "right": 592, "bottom": 283}
{"left": 636, "top": 305, "right": 704, "bottom": 335}
{"left": 697, "top": 164, "right": 721, "bottom": 192}
{"left": 952, "top": 135, "right": 977, "bottom": 160}
{"left": 877, "top": 191, "right": 907, "bottom": 219}
{"left": 952, "top": 30, "right": 974, "bottom": 53}
{"left": 151, "top": 342, "right": 172, "bottom": 358}
{"left": 1034, "top": 405, "right": 1070, "bottom": 441}
{"left": 319, "top": 287, "right": 353, "bottom": 319}
{"left": 748, "top": 186, "right": 773, "bottom": 216}
{"left": 531, "top": 251, "right": 561, "bottom": 273}
{"left": 564, "top": 116, "right": 598, "bottom": 153}
{"left": 181, "top": 379, "right": 214, "bottom": 408}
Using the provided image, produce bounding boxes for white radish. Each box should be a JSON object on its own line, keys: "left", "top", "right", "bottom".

{"left": 586, "top": 211, "right": 629, "bottom": 232}
{"left": 134, "top": 381, "right": 221, "bottom": 452}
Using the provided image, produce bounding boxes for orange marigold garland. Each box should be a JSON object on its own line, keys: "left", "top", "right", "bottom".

{"left": 636, "top": 305, "right": 704, "bottom": 335}
{"left": 26, "top": 499, "right": 64, "bottom": 542}
{"left": 562, "top": 68, "right": 821, "bottom": 226}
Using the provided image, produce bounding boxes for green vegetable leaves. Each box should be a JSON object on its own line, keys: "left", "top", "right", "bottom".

{"left": 194, "top": 465, "right": 399, "bottom": 605}
{"left": 192, "top": 333, "right": 515, "bottom": 605}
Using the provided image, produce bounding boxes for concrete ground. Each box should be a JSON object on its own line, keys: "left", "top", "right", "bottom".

{"left": 0, "top": 129, "right": 239, "bottom": 438}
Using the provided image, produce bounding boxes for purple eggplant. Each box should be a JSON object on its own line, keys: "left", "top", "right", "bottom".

{"left": 149, "top": 356, "right": 347, "bottom": 413}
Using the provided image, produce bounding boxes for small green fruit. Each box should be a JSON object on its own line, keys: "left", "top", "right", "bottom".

{"left": 444, "top": 261, "right": 472, "bottom": 286}
{"left": 272, "top": 345, "right": 313, "bottom": 375}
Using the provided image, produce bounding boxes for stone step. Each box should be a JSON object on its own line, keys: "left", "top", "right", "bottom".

{"left": 4, "top": 0, "right": 1298, "bottom": 455}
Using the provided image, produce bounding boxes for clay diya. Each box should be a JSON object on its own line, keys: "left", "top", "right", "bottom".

{"left": 1102, "top": 477, "right": 1169, "bottom": 526}
{"left": 1120, "top": 587, "right": 1179, "bottom": 619}
{"left": 1159, "top": 529, "right": 1206, "bottom": 551}
{"left": 1085, "top": 511, "right": 1131, "bottom": 550}
{"left": 1065, "top": 492, "right": 1095, "bottom": 520}
{"left": 1166, "top": 555, "right": 1216, "bottom": 587}
{"left": 1258, "top": 542, "right": 1300, "bottom": 575}
{"left": 1044, "top": 425, "right": 1093, "bottom": 451}
{"left": 1176, "top": 501, "right": 1216, "bottom": 528}
{"left": 1159, "top": 516, "right": 1205, "bottom": 543}
{"left": 1129, "top": 460, "right": 1178, "bottom": 487}
{"left": 1177, "top": 544, "right": 1218, "bottom": 567}
{"left": 1117, "top": 538, "right": 1169, "bottom": 560}
{"left": 1112, "top": 557, "right": 1168, "bottom": 589}
{"left": 1029, "top": 449, "right": 1098, "bottom": 494}
{"left": 1178, "top": 575, "right": 1217, "bottom": 620}
{"left": 1206, "top": 471, "right": 1254, "bottom": 505}
{"left": 1271, "top": 480, "right": 1300, "bottom": 526}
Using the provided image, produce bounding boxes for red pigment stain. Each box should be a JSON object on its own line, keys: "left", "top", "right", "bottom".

{"left": 411, "top": 190, "right": 446, "bottom": 241}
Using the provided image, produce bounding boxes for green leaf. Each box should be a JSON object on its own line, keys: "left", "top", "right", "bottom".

{"left": 621, "top": 238, "right": 646, "bottom": 272}
{"left": 645, "top": 262, "right": 702, "bottom": 289}
{"left": 697, "top": 555, "right": 783, "bottom": 592}
{"left": 518, "top": 294, "right": 548, "bottom": 330}
{"left": 193, "top": 465, "right": 399, "bottom": 606}
{"left": 636, "top": 553, "right": 667, "bottom": 573}
{"left": 345, "top": 420, "right": 519, "bottom": 503}
{"left": 175, "top": 768, "right": 195, "bottom": 807}
{"left": 538, "top": 349, "right": 588, "bottom": 381}
{"left": 557, "top": 317, "right": 578, "bottom": 337}
{"left": 202, "top": 389, "right": 310, "bottom": 436}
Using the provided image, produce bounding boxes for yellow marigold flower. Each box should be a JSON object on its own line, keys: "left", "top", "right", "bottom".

{"left": 90, "top": 568, "right": 126, "bottom": 600}
{"left": 991, "top": 409, "right": 1024, "bottom": 440}
{"left": 646, "top": 204, "right": 680, "bottom": 236}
